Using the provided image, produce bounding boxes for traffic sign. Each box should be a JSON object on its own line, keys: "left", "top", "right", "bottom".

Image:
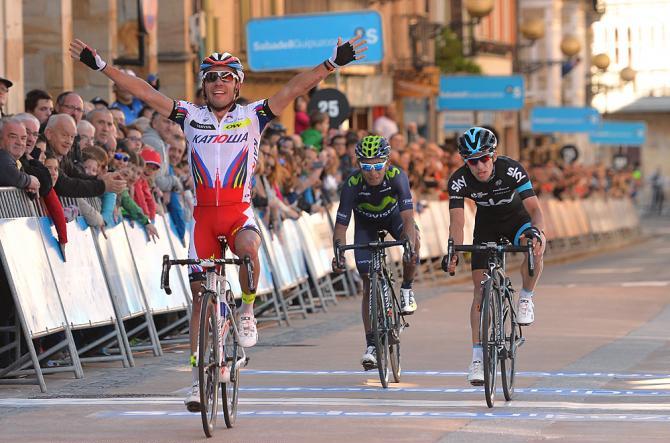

{"left": 438, "top": 75, "right": 524, "bottom": 111}
{"left": 530, "top": 107, "right": 600, "bottom": 133}
{"left": 307, "top": 88, "right": 351, "bottom": 128}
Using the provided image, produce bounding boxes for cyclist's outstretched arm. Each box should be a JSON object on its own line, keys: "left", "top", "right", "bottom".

{"left": 267, "top": 35, "right": 367, "bottom": 115}
{"left": 69, "top": 38, "right": 174, "bottom": 117}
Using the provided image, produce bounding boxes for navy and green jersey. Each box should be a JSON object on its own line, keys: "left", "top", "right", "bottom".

{"left": 447, "top": 156, "right": 535, "bottom": 222}
{"left": 336, "top": 166, "right": 414, "bottom": 226}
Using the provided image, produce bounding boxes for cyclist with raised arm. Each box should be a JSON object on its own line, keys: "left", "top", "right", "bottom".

{"left": 71, "top": 35, "right": 367, "bottom": 410}
{"left": 332, "top": 135, "right": 420, "bottom": 370}
{"left": 443, "top": 127, "right": 546, "bottom": 385}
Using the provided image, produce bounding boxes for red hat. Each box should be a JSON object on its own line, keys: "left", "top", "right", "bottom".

{"left": 140, "top": 148, "right": 161, "bottom": 167}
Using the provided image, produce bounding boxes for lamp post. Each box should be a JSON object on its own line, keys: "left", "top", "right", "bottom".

{"left": 451, "top": 0, "right": 494, "bottom": 57}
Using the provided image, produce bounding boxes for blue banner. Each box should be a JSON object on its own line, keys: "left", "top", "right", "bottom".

{"left": 589, "top": 121, "right": 646, "bottom": 146}
{"left": 246, "top": 11, "right": 383, "bottom": 71}
{"left": 530, "top": 107, "right": 600, "bottom": 133}
{"left": 438, "top": 75, "right": 524, "bottom": 111}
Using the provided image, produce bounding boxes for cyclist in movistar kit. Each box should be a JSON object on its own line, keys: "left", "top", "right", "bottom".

{"left": 332, "top": 135, "right": 420, "bottom": 370}
{"left": 70, "top": 35, "right": 367, "bottom": 411}
{"left": 443, "top": 127, "right": 546, "bottom": 385}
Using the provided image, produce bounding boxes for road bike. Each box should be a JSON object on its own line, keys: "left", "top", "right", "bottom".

{"left": 161, "top": 236, "right": 253, "bottom": 436}
{"left": 336, "top": 231, "right": 410, "bottom": 388}
{"left": 444, "top": 238, "right": 534, "bottom": 407}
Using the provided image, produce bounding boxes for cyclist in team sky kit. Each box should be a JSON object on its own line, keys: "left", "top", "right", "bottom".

{"left": 332, "top": 135, "right": 420, "bottom": 370}
{"left": 443, "top": 126, "right": 546, "bottom": 385}
{"left": 70, "top": 35, "right": 367, "bottom": 411}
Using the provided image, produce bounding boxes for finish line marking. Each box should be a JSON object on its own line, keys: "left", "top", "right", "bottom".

{"left": 6, "top": 397, "right": 670, "bottom": 411}
{"left": 92, "top": 409, "right": 670, "bottom": 422}
{"left": 241, "top": 369, "right": 670, "bottom": 379}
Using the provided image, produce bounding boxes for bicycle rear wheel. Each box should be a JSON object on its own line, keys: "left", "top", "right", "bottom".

{"left": 481, "top": 279, "right": 498, "bottom": 408}
{"left": 371, "top": 275, "right": 389, "bottom": 388}
{"left": 501, "top": 288, "right": 518, "bottom": 401}
{"left": 221, "top": 313, "right": 240, "bottom": 428}
{"left": 389, "top": 289, "right": 401, "bottom": 383}
{"left": 198, "top": 290, "right": 220, "bottom": 437}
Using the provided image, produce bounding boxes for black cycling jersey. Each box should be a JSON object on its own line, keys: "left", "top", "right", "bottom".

{"left": 447, "top": 156, "right": 535, "bottom": 222}
{"left": 336, "top": 166, "right": 414, "bottom": 226}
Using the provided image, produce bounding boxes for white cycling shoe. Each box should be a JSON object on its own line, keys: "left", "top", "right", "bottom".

{"left": 184, "top": 383, "right": 200, "bottom": 412}
{"left": 361, "top": 345, "right": 377, "bottom": 370}
{"left": 239, "top": 314, "right": 258, "bottom": 348}
{"left": 467, "top": 360, "right": 484, "bottom": 386}
{"left": 517, "top": 298, "right": 535, "bottom": 326}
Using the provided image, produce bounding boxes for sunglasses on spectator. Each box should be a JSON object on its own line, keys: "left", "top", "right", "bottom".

{"left": 359, "top": 160, "right": 387, "bottom": 171}
{"left": 466, "top": 154, "right": 493, "bottom": 166}
{"left": 203, "top": 71, "right": 239, "bottom": 83}
{"left": 114, "top": 153, "right": 130, "bottom": 162}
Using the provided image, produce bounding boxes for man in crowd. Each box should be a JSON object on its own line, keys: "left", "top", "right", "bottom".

{"left": 77, "top": 120, "right": 96, "bottom": 151}
{"left": 0, "top": 77, "right": 12, "bottom": 117}
{"left": 55, "top": 91, "right": 85, "bottom": 124}
{"left": 45, "top": 114, "right": 125, "bottom": 197}
{"left": 25, "top": 89, "right": 54, "bottom": 125}
{"left": 111, "top": 69, "right": 144, "bottom": 124}
{"left": 86, "top": 108, "right": 115, "bottom": 151}
{"left": 0, "top": 117, "right": 39, "bottom": 194}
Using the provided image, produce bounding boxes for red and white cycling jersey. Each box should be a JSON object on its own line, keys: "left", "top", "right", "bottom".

{"left": 169, "top": 99, "right": 275, "bottom": 206}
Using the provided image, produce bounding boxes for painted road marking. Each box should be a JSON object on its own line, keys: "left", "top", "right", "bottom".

{"left": 6, "top": 397, "right": 670, "bottom": 411}
{"left": 240, "top": 369, "right": 670, "bottom": 379}
{"left": 92, "top": 409, "right": 670, "bottom": 422}
{"left": 575, "top": 268, "right": 643, "bottom": 274}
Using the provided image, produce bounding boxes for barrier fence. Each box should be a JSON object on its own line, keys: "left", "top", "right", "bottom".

{"left": 0, "top": 187, "right": 640, "bottom": 392}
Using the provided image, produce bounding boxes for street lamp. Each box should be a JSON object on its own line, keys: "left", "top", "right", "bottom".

{"left": 449, "top": 0, "right": 495, "bottom": 57}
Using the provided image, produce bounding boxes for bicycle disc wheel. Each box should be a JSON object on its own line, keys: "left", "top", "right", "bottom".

{"left": 221, "top": 316, "right": 240, "bottom": 428}
{"left": 481, "top": 280, "right": 498, "bottom": 408}
{"left": 371, "top": 275, "right": 389, "bottom": 388}
{"left": 501, "top": 289, "right": 517, "bottom": 401}
{"left": 198, "top": 290, "right": 220, "bottom": 437}
{"left": 389, "top": 288, "right": 401, "bottom": 383}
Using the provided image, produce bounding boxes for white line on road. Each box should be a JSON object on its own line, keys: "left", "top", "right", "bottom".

{"left": 240, "top": 369, "right": 670, "bottom": 379}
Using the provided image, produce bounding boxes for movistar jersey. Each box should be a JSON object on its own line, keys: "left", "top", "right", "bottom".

{"left": 168, "top": 99, "right": 275, "bottom": 206}
{"left": 447, "top": 156, "right": 535, "bottom": 221}
{"left": 336, "top": 166, "right": 414, "bottom": 225}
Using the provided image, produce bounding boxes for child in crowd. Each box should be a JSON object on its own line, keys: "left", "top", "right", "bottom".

{"left": 115, "top": 151, "right": 159, "bottom": 241}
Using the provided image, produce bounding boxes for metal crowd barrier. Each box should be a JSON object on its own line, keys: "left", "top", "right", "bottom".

{"left": 0, "top": 186, "right": 641, "bottom": 392}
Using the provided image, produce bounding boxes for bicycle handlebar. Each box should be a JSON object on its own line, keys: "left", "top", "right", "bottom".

{"left": 160, "top": 255, "right": 255, "bottom": 295}
{"left": 334, "top": 239, "right": 409, "bottom": 270}
{"left": 443, "top": 238, "right": 535, "bottom": 277}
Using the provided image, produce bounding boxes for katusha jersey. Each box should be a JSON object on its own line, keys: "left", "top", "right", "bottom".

{"left": 168, "top": 99, "right": 275, "bottom": 206}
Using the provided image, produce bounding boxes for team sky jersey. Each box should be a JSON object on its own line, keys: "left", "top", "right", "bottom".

{"left": 168, "top": 99, "right": 275, "bottom": 206}
{"left": 447, "top": 156, "right": 535, "bottom": 222}
{"left": 336, "top": 166, "right": 414, "bottom": 226}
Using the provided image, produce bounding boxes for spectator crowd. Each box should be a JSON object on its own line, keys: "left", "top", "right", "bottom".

{"left": 0, "top": 71, "right": 647, "bottom": 256}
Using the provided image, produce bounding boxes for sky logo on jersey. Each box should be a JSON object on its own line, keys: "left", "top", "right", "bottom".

{"left": 507, "top": 167, "right": 526, "bottom": 183}
{"left": 451, "top": 176, "right": 467, "bottom": 192}
{"left": 222, "top": 118, "right": 252, "bottom": 130}
{"left": 192, "top": 133, "right": 249, "bottom": 144}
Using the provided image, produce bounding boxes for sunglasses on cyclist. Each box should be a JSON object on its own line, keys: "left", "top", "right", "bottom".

{"left": 114, "top": 153, "right": 130, "bottom": 162}
{"left": 359, "top": 160, "right": 387, "bottom": 172}
{"left": 466, "top": 154, "right": 493, "bottom": 166}
{"left": 203, "top": 71, "right": 239, "bottom": 83}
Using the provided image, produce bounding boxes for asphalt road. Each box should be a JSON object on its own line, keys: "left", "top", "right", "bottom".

{"left": 1, "top": 217, "right": 669, "bottom": 443}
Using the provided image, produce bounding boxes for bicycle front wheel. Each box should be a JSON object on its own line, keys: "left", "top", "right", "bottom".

{"left": 198, "top": 290, "right": 220, "bottom": 437}
{"left": 221, "top": 314, "right": 240, "bottom": 428}
{"left": 370, "top": 274, "right": 389, "bottom": 388}
{"left": 389, "top": 288, "right": 401, "bottom": 383}
{"left": 481, "top": 279, "right": 498, "bottom": 408}
{"left": 501, "top": 288, "right": 518, "bottom": 401}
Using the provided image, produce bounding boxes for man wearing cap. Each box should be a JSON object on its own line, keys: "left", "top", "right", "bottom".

{"left": 0, "top": 77, "right": 12, "bottom": 117}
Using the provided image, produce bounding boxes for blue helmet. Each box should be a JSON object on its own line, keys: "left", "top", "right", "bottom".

{"left": 457, "top": 127, "right": 497, "bottom": 159}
